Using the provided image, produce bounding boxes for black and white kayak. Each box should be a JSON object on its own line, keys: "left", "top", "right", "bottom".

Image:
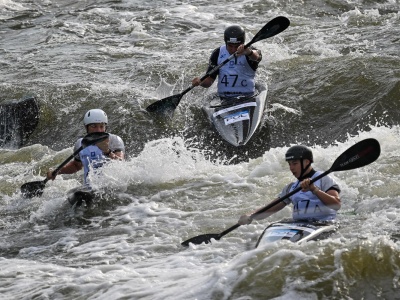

{"left": 255, "top": 220, "right": 338, "bottom": 248}
{"left": 202, "top": 83, "right": 268, "bottom": 147}
{"left": 66, "top": 185, "right": 123, "bottom": 208}
{"left": 67, "top": 186, "right": 95, "bottom": 208}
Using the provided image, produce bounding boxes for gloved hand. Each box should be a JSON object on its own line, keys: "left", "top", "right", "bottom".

{"left": 238, "top": 214, "right": 253, "bottom": 225}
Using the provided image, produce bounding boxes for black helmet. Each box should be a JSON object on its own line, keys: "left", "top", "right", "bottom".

{"left": 285, "top": 145, "right": 313, "bottom": 162}
{"left": 224, "top": 25, "right": 245, "bottom": 44}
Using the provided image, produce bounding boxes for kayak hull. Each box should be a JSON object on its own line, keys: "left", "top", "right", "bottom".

{"left": 255, "top": 220, "right": 337, "bottom": 248}
{"left": 202, "top": 83, "right": 268, "bottom": 147}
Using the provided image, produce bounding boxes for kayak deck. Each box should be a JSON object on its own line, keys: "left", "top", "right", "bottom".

{"left": 255, "top": 220, "right": 338, "bottom": 248}
{"left": 202, "top": 83, "right": 268, "bottom": 147}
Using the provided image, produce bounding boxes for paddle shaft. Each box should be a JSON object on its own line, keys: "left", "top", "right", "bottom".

{"left": 255, "top": 170, "right": 331, "bottom": 215}
{"left": 199, "top": 17, "right": 291, "bottom": 87}
{"left": 35, "top": 145, "right": 83, "bottom": 186}
{"left": 174, "top": 37, "right": 263, "bottom": 102}
{"left": 46, "top": 145, "right": 84, "bottom": 182}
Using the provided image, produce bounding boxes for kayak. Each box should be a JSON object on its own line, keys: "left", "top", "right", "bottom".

{"left": 202, "top": 83, "right": 268, "bottom": 147}
{"left": 66, "top": 185, "right": 123, "bottom": 208}
{"left": 0, "top": 96, "right": 39, "bottom": 148}
{"left": 255, "top": 220, "right": 338, "bottom": 248}
{"left": 67, "top": 186, "right": 95, "bottom": 207}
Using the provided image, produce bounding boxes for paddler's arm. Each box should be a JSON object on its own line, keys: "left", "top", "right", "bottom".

{"left": 103, "top": 149, "right": 124, "bottom": 160}
{"left": 238, "top": 199, "right": 287, "bottom": 225}
{"left": 236, "top": 44, "right": 262, "bottom": 62}
{"left": 191, "top": 48, "right": 219, "bottom": 88}
{"left": 96, "top": 138, "right": 124, "bottom": 160}
{"left": 191, "top": 76, "right": 215, "bottom": 88}
{"left": 46, "top": 160, "right": 83, "bottom": 180}
{"left": 300, "top": 178, "right": 341, "bottom": 210}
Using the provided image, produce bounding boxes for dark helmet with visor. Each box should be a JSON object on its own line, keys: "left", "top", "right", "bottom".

{"left": 224, "top": 25, "right": 245, "bottom": 44}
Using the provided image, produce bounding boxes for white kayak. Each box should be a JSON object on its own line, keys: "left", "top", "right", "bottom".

{"left": 255, "top": 220, "right": 338, "bottom": 248}
{"left": 202, "top": 83, "right": 268, "bottom": 147}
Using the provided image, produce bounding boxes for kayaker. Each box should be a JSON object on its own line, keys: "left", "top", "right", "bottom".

{"left": 238, "top": 145, "right": 341, "bottom": 225}
{"left": 191, "top": 24, "right": 262, "bottom": 98}
{"left": 46, "top": 108, "right": 125, "bottom": 185}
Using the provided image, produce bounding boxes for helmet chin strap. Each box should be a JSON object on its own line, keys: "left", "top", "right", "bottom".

{"left": 297, "top": 159, "right": 312, "bottom": 180}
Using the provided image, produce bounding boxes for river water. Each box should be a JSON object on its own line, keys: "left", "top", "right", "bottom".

{"left": 1, "top": 0, "right": 400, "bottom": 299}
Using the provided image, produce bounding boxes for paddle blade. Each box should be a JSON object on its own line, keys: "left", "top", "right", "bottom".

{"left": 330, "top": 138, "right": 381, "bottom": 172}
{"left": 82, "top": 132, "right": 110, "bottom": 147}
{"left": 181, "top": 233, "right": 220, "bottom": 247}
{"left": 21, "top": 180, "right": 46, "bottom": 198}
{"left": 249, "top": 16, "right": 290, "bottom": 45}
{"left": 145, "top": 93, "right": 183, "bottom": 118}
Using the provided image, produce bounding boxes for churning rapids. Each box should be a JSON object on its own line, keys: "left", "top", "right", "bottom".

{"left": 1, "top": 0, "right": 400, "bottom": 299}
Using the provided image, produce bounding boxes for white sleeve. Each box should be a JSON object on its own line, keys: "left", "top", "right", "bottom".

{"left": 74, "top": 138, "right": 83, "bottom": 161}
{"left": 109, "top": 134, "right": 125, "bottom": 152}
{"left": 320, "top": 176, "right": 340, "bottom": 193}
{"left": 278, "top": 182, "right": 295, "bottom": 205}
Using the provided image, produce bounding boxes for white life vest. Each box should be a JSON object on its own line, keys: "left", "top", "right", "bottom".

{"left": 286, "top": 172, "right": 338, "bottom": 221}
{"left": 73, "top": 133, "right": 124, "bottom": 186}
{"left": 217, "top": 45, "right": 256, "bottom": 97}
{"left": 79, "top": 145, "right": 105, "bottom": 186}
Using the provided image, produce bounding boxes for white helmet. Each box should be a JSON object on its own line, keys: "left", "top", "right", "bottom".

{"left": 83, "top": 109, "right": 108, "bottom": 125}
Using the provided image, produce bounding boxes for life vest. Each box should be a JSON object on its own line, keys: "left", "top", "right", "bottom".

{"left": 287, "top": 172, "right": 337, "bottom": 221}
{"left": 73, "top": 133, "right": 124, "bottom": 186}
{"left": 78, "top": 145, "right": 106, "bottom": 186}
{"left": 217, "top": 45, "right": 256, "bottom": 97}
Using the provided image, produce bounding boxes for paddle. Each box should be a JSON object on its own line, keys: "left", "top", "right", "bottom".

{"left": 145, "top": 16, "right": 290, "bottom": 117}
{"left": 181, "top": 138, "right": 381, "bottom": 246}
{"left": 20, "top": 132, "right": 110, "bottom": 198}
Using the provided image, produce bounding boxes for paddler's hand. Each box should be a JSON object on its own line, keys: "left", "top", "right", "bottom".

{"left": 236, "top": 44, "right": 247, "bottom": 56}
{"left": 238, "top": 214, "right": 253, "bottom": 225}
{"left": 96, "top": 138, "right": 110, "bottom": 153}
{"left": 300, "top": 178, "right": 316, "bottom": 193}
{"left": 46, "top": 169, "right": 57, "bottom": 181}
{"left": 192, "top": 77, "right": 201, "bottom": 87}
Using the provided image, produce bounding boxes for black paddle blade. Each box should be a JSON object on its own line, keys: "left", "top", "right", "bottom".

{"left": 81, "top": 132, "right": 110, "bottom": 147}
{"left": 331, "top": 138, "right": 381, "bottom": 172}
{"left": 181, "top": 233, "right": 221, "bottom": 247}
{"left": 145, "top": 93, "right": 183, "bottom": 119}
{"left": 21, "top": 180, "right": 46, "bottom": 198}
{"left": 249, "top": 16, "right": 290, "bottom": 45}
